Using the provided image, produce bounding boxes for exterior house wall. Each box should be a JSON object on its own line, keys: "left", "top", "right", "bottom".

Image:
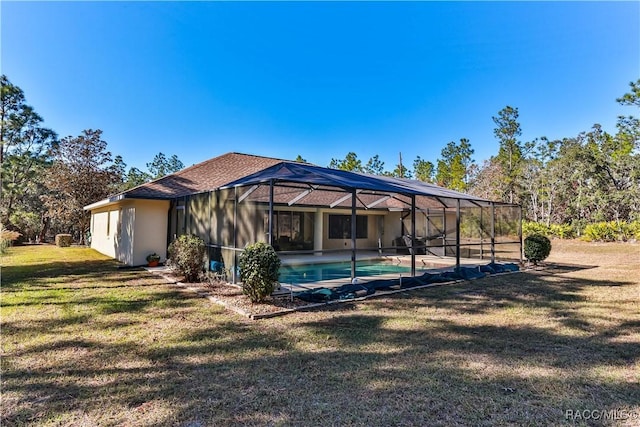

{"left": 383, "top": 211, "right": 403, "bottom": 248}
{"left": 320, "top": 209, "right": 387, "bottom": 251}
{"left": 90, "top": 199, "right": 169, "bottom": 266}
{"left": 90, "top": 207, "right": 121, "bottom": 259}
{"left": 131, "top": 200, "right": 170, "bottom": 266}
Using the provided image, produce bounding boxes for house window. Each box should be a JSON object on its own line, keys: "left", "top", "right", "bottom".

{"left": 328, "top": 215, "right": 368, "bottom": 239}
{"left": 106, "top": 211, "right": 111, "bottom": 236}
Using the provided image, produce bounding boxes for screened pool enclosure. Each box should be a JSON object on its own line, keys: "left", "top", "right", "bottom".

{"left": 170, "top": 162, "right": 521, "bottom": 287}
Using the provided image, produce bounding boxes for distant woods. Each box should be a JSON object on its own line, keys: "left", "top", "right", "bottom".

{"left": 0, "top": 74, "right": 185, "bottom": 242}
{"left": 2, "top": 72, "right": 639, "bottom": 244}
{"left": 324, "top": 79, "right": 640, "bottom": 229}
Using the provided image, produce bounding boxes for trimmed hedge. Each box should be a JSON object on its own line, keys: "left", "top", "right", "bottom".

{"left": 55, "top": 234, "right": 72, "bottom": 247}
{"left": 524, "top": 234, "right": 551, "bottom": 265}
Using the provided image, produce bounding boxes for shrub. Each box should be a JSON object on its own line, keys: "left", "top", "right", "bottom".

{"left": 522, "top": 221, "right": 574, "bottom": 239}
{"left": 55, "top": 234, "right": 72, "bottom": 247}
{"left": 167, "top": 234, "right": 206, "bottom": 282}
{"left": 239, "top": 242, "right": 281, "bottom": 303}
{"left": 549, "top": 223, "right": 575, "bottom": 239}
{"left": 630, "top": 221, "right": 640, "bottom": 240}
{"left": 583, "top": 221, "right": 635, "bottom": 242}
{"left": 0, "top": 224, "right": 22, "bottom": 254}
{"left": 524, "top": 233, "right": 551, "bottom": 265}
{"left": 522, "top": 221, "right": 550, "bottom": 237}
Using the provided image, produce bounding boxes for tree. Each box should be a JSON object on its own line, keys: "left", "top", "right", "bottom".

{"left": 468, "top": 158, "right": 504, "bottom": 201}
{"left": 0, "top": 75, "right": 57, "bottom": 235}
{"left": 294, "top": 154, "right": 308, "bottom": 163}
{"left": 492, "top": 106, "right": 534, "bottom": 204}
{"left": 110, "top": 155, "right": 127, "bottom": 193}
{"left": 385, "top": 163, "right": 412, "bottom": 179}
{"left": 381, "top": 152, "right": 411, "bottom": 178}
{"left": 43, "top": 129, "right": 119, "bottom": 243}
{"left": 328, "top": 152, "right": 363, "bottom": 172}
{"left": 147, "top": 152, "right": 184, "bottom": 179}
{"left": 413, "top": 156, "right": 435, "bottom": 183}
{"left": 364, "top": 155, "right": 385, "bottom": 175}
{"left": 435, "top": 138, "right": 474, "bottom": 191}
{"left": 124, "top": 167, "right": 152, "bottom": 189}
{"left": 616, "top": 79, "right": 640, "bottom": 107}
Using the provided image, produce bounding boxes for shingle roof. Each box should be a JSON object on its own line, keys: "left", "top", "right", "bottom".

{"left": 119, "top": 152, "right": 286, "bottom": 199}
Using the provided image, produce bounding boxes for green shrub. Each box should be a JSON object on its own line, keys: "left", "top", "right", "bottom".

{"left": 239, "top": 242, "right": 281, "bottom": 303}
{"left": 522, "top": 221, "right": 550, "bottom": 237}
{"left": 522, "top": 221, "right": 574, "bottom": 239}
{"left": 167, "top": 234, "right": 206, "bottom": 282}
{"left": 549, "top": 223, "right": 575, "bottom": 239}
{"left": 583, "top": 221, "right": 635, "bottom": 242}
{"left": 55, "top": 234, "right": 72, "bottom": 247}
{"left": 630, "top": 221, "right": 640, "bottom": 240}
{"left": 524, "top": 234, "right": 551, "bottom": 265}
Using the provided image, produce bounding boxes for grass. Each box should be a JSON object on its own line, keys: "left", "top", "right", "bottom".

{"left": 1, "top": 241, "right": 639, "bottom": 426}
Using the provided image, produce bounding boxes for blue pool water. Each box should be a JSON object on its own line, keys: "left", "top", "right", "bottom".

{"left": 279, "top": 261, "right": 423, "bottom": 284}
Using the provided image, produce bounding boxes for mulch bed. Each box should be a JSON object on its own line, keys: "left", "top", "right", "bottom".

{"left": 151, "top": 269, "right": 312, "bottom": 318}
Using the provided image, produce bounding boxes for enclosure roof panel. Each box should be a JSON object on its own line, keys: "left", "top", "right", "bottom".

{"left": 221, "top": 161, "right": 496, "bottom": 206}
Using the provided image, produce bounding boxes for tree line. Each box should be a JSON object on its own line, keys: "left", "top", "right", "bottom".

{"left": 320, "top": 79, "right": 640, "bottom": 229}
{"left": 1, "top": 75, "right": 184, "bottom": 243}
{"left": 2, "top": 74, "right": 638, "bottom": 244}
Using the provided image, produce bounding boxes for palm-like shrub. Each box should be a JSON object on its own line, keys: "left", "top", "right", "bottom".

{"left": 239, "top": 242, "right": 281, "bottom": 303}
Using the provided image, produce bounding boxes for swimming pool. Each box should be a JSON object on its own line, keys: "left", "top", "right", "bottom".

{"left": 279, "top": 260, "right": 424, "bottom": 284}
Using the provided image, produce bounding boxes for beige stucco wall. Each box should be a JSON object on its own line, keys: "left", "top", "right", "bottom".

{"left": 131, "top": 200, "right": 170, "bottom": 266}
{"left": 320, "top": 209, "right": 387, "bottom": 251}
{"left": 91, "top": 207, "right": 120, "bottom": 259}
{"left": 90, "top": 199, "right": 170, "bottom": 266}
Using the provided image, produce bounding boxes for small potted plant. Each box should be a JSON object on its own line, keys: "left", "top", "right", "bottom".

{"left": 146, "top": 253, "right": 161, "bottom": 267}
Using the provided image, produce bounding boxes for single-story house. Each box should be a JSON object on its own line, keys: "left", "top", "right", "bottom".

{"left": 84, "top": 152, "right": 521, "bottom": 282}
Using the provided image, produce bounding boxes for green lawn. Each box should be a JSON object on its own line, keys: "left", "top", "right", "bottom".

{"left": 1, "top": 242, "right": 639, "bottom": 426}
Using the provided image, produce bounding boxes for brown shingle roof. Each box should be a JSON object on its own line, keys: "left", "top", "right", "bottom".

{"left": 120, "top": 152, "right": 286, "bottom": 199}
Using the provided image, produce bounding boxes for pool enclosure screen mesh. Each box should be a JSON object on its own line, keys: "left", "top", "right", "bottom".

{"left": 177, "top": 161, "right": 521, "bottom": 283}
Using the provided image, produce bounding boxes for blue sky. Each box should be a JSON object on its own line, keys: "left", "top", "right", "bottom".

{"left": 2, "top": 1, "right": 639, "bottom": 172}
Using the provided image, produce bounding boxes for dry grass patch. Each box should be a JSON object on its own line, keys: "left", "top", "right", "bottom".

{"left": 1, "top": 241, "right": 639, "bottom": 426}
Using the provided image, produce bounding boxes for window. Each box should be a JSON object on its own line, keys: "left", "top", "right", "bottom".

{"left": 263, "top": 211, "right": 314, "bottom": 251}
{"left": 106, "top": 211, "right": 111, "bottom": 236}
{"left": 328, "top": 215, "right": 368, "bottom": 239}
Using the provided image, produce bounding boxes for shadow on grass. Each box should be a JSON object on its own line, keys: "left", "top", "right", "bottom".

{"left": 2, "top": 251, "right": 638, "bottom": 426}
{"left": 1, "top": 258, "right": 123, "bottom": 289}
{"left": 4, "top": 307, "right": 638, "bottom": 426}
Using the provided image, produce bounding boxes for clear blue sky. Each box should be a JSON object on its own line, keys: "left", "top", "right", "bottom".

{"left": 2, "top": 1, "right": 639, "bottom": 172}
